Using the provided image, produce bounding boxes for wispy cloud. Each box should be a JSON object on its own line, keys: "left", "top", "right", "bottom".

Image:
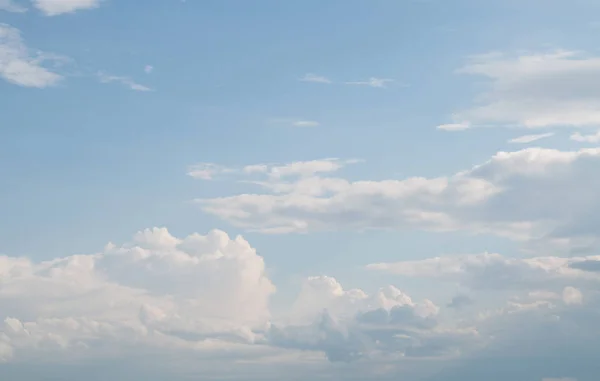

{"left": 0, "top": 0, "right": 27, "bottom": 12}
{"left": 570, "top": 130, "right": 600, "bottom": 143}
{"left": 32, "top": 0, "right": 101, "bottom": 16}
{"left": 299, "top": 73, "right": 331, "bottom": 84}
{"left": 292, "top": 120, "right": 320, "bottom": 127}
{"left": 268, "top": 118, "right": 320, "bottom": 128}
{"left": 344, "top": 77, "right": 394, "bottom": 88}
{"left": 0, "top": 24, "right": 64, "bottom": 88}
{"left": 144, "top": 65, "right": 153, "bottom": 74}
{"left": 97, "top": 71, "right": 153, "bottom": 92}
{"left": 437, "top": 122, "right": 470, "bottom": 131}
{"left": 508, "top": 132, "right": 554, "bottom": 144}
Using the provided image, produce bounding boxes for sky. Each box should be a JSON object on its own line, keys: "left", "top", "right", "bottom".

{"left": 2, "top": 0, "right": 600, "bottom": 380}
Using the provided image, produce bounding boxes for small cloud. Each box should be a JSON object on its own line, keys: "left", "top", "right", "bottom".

{"left": 562, "top": 286, "right": 583, "bottom": 305}
{"left": 508, "top": 132, "right": 554, "bottom": 144}
{"left": 268, "top": 118, "right": 320, "bottom": 128}
{"left": 32, "top": 0, "right": 101, "bottom": 16}
{"left": 344, "top": 77, "right": 393, "bottom": 88}
{"left": 144, "top": 65, "right": 153, "bottom": 74}
{"left": 0, "top": 0, "right": 27, "bottom": 12}
{"left": 97, "top": 72, "right": 152, "bottom": 92}
{"left": 300, "top": 73, "right": 332, "bottom": 84}
{"left": 0, "top": 24, "right": 63, "bottom": 88}
{"left": 437, "top": 122, "right": 470, "bottom": 131}
{"left": 570, "top": 130, "right": 600, "bottom": 143}
{"left": 187, "top": 163, "right": 234, "bottom": 180}
{"left": 292, "top": 120, "right": 320, "bottom": 127}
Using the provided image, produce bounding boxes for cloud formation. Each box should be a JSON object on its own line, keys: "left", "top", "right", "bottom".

{"left": 439, "top": 51, "right": 600, "bottom": 129}
{"left": 345, "top": 77, "right": 394, "bottom": 88}
{"left": 509, "top": 132, "right": 554, "bottom": 144}
{"left": 0, "top": 24, "right": 64, "bottom": 88}
{"left": 193, "top": 147, "right": 600, "bottom": 253}
{"left": 0, "top": 228, "right": 275, "bottom": 363}
{"left": 97, "top": 72, "right": 152, "bottom": 92}
{"left": 32, "top": 0, "right": 101, "bottom": 16}
{"left": 299, "top": 73, "right": 331, "bottom": 84}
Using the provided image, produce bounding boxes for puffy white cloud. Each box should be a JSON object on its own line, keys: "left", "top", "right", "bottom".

{"left": 0, "top": 24, "right": 64, "bottom": 88}
{"left": 32, "top": 0, "right": 101, "bottom": 16}
{"left": 270, "top": 276, "right": 475, "bottom": 363}
{"left": 441, "top": 50, "right": 600, "bottom": 129}
{"left": 0, "top": 228, "right": 275, "bottom": 362}
{"left": 194, "top": 147, "right": 600, "bottom": 251}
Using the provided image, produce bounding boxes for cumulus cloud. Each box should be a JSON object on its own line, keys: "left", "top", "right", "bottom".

{"left": 441, "top": 50, "right": 600, "bottom": 129}
{"left": 32, "top": 0, "right": 101, "bottom": 16}
{"left": 194, "top": 147, "right": 600, "bottom": 251}
{"left": 0, "top": 228, "right": 275, "bottom": 363}
{"left": 271, "top": 276, "right": 474, "bottom": 363}
{"left": 0, "top": 24, "right": 64, "bottom": 88}
{"left": 509, "top": 132, "right": 554, "bottom": 144}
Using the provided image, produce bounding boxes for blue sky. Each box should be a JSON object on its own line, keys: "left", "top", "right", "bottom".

{"left": 2, "top": 0, "right": 600, "bottom": 380}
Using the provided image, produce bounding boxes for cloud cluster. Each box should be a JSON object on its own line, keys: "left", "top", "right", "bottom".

{"left": 193, "top": 147, "right": 600, "bottom": 253}
{"left": 0, "top": 228, "right": 275, "bottom": 363}
{"left": 439, "top": 50, "right": 600, "bottom": 129}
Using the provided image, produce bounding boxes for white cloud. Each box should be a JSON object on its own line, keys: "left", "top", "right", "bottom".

{"left": 508, "top": 132, "right": 554, "bottom": 144}
{"left": 189, "top": 158, "right": 356, "bottom": 183}
{"left": 367, "top": 252, "right": 600, "bottom": 292}
{"left": 570, "top": 130, "right": 600, "bottom": 143}
{"left": 437, "top": 122, "right": 470, "bottom": 131}
{"left": 0, "top": 228, "right": 275, "bottom": 363}
{"left": 0, "top": 24, "right": 63, "bottom": 88}
{"left": 345, "top": 77, "right": 394, "bottom": 88}
{"left": 97, "top": 71, "right": 152, "bottom": 92}
{"left": 442, "top": 50, "right": 600, "bottom": 129}
{"left": 0, "top": 0, "right": 26, "bottom": 12}
{"left": 144, "top": 65, "right": 153, "bottom": 74}
{"left": 194, "top": 147, "right": 600, "bottom": 252}
{"left": 562, "top": 286, "right": 583, "bottom": 305}
{"left": 299, "top": 73, "right": 331, "bottom": 84}
{"left": 32, "top": 0, "right": 101, "bottom": 16}
{"left": 292, "top": 120, "right": 319, "bottom": 127}
{"left": 269, "top": 118, "right": 320, "bottom": 128}
{"left": 187, "top": 163, "right": 234, "bottom": 180}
